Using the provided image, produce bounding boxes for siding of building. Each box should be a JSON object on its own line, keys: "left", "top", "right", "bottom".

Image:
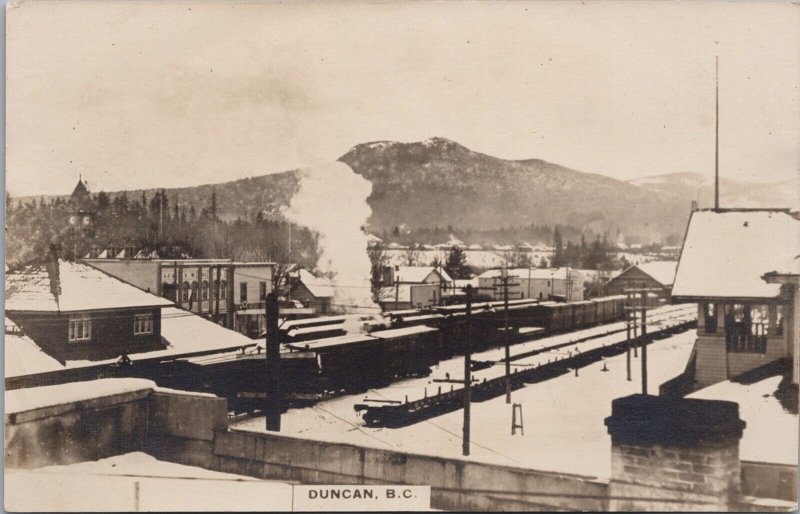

{"left": 9, "top": 307, "right": 163, "bottom": 361}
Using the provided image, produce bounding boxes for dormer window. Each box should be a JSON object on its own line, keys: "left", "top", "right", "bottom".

{"left": 68, "top": 314, "right": 91, "bottom": 342}
{"left": 134, "top": 313, "right": 153, "bottom": 335}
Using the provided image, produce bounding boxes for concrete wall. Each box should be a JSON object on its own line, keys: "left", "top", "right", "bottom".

{"left": 5, "top": 388, "right": 151, "bottom": 468}
{"left": 211, "top": 430, "right": 609, "bottom": 512}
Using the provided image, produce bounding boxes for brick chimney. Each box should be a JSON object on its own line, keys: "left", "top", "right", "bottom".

{"left": 46, "top": 243, "right": 62, "bottom": 300}
{"left": 605, "top": 394, "right": 745, "bottom": 511}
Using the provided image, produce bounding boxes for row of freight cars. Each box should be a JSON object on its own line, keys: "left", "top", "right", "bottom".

{"left": 277, "top": 295, "right": 628, "bottom": 395}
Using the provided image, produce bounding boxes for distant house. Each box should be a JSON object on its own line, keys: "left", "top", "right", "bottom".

{"left": 289, "top": 269, "right": 335, "bottom": 316}
{"left": 378, "top": 283, "right": 440, "bottom": 311}
{"left": 671, "top": 209, "right": 800, "bottom": 389}
{"left": 604, "top": 261, "right": 678, "bottom": 301}
{"left": 477, "top": 267, "right": 583, "bottom": 301}
{"left": 394, "top": 266, "right": 452, "bottom": 287}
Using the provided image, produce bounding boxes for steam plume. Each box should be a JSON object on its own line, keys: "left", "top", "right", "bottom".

{"left": 285, "top": 161, "right": 380, "bottom": 314}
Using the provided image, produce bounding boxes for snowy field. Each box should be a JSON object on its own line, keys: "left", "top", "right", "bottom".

{"left": 235, "top": 321, "right": 697, "bottom": 480}
{"left": 4, "top": 452, "right": 294, "bottom": 511}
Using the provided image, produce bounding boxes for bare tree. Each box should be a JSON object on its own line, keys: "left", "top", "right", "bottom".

{"left": 404, "top": 245, "right": 421, "bottom": 266}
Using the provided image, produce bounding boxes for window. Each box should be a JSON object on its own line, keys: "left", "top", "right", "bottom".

{"left": 703, "top": 303, "right": 717, "bottom": 333}
{"left": 134, "top": 313, "right": 153, "bottom": 335}
{"left": 181, "top": 282, "right": 190, "bottom": 302}
{"left": 259, "top": 281, "right": 267, "bottom": 301}
{"left": 202, "top": 281, "right": 209, "bottom": 301}
{"left": 68, "top": 315, "right": 91, "bottom": 342}
{"left": 220, "top": 281, "right": 227, "bottom": 299}
{"left": 240, "top": 282, "right": 248, "bottom": 303}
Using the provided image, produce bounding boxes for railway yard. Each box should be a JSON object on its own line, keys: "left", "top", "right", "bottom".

{"left": 234, "top": 303, "right": 699, "bottom": 478}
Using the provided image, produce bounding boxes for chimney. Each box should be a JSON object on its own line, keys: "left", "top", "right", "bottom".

{"left": 691, "top": 200, "right": 698, "bottom": 212}
{"left": 47, "top": 243, "right": 62, "bottom": 300}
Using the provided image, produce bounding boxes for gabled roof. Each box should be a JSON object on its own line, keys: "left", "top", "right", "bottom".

{"left": 5, "top": 260, "right": 173, "bottom": 313}
{"left": 610, "top": 261, "right": 678, "bottom": 287}
{"left": 672, "top": 209, "right": 800, "bottom": 300}
{"left": 395, "top": 266, "right": 452, "bottom": 284}
{"left": 295, "top": 269, "right": 334, "bottom": 298}
{"left": 638, "top": 261, "right": 678, "bottom": 286}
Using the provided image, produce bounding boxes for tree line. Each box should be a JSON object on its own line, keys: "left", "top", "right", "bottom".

{"left": 5, "top": 190, "right": 320, "bottom": 275}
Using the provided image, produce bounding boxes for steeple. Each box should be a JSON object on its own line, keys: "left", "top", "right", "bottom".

{"left": 70, "top": 175, "right": 91, "bottom": 206}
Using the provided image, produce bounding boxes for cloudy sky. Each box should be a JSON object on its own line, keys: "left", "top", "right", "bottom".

{"left": 6, "top": 1, "right": 799, "bottom": 196}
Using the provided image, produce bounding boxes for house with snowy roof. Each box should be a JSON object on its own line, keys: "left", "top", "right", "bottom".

{"left": 289, "top": 269, "right": 335, "bottom": 316}
{"left": 477, "top": 267, "right": 583, "bottom": 301}
{"left": 5, "top": 245, "right": 173, "bottom": 361}
{"left": 670, "top": 209, "right": 800, "bottom": 389}
{"left": 604, "top": 260, "right": 678, "bottom": 301}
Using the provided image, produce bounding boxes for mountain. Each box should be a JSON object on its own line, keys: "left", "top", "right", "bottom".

{"left": 629, "top": 172, "right": 797, "bottom": 211}
{"left": 338, "top": 137, "right": 687, "bottom": 242}
{"left": 13, "top": 138, "right": 792, "bottom": 244}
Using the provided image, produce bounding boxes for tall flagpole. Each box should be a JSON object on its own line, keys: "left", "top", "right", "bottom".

{"left": 714, "top": 56, "right": 720, "bottom": 211}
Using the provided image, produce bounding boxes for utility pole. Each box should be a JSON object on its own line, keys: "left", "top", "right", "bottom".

{"left": 463, "top": 284, "right": 473, "bottom": 456}
{"left": 394, "top": 265, "right": 400, "bottom": 311}
{"left": 714, "top": 55, "right": 720, "bottom": 211}
{"left": 624, "top": 284, "right": 659, "bottom": 395}
{"left": 265, "top": 292, "right": 282, "bottom": 431}
{"left": 494, "top": 265, "right": 519, "bottom": 404}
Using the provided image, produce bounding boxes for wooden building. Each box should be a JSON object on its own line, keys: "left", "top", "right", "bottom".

{"left": 604, "top": 261, "right": 677, "bottom": 301}
{"left": 289, "top": 269, "right": 334, "bottom": 316}
{"left": 5, "top": 247, "right": 173, "bottom": 361}
{"left": 671, "top": 209, "right": 800, "bottom": 389}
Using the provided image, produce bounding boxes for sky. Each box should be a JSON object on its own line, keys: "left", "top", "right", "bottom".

{"left": 6, "top": 1, "right": 800, "bottom": 197}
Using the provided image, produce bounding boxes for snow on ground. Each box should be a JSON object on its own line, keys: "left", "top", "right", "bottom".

{"left": 235, "top": 329, "right": 697, "bottom": 480}
{"left": 689, "top": 376, "right": 798, "bottom": 466}
{"left": 5, "top": 452, "right": 293, "bottom": 511}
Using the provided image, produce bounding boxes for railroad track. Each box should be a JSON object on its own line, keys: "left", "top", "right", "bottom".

{"left": 354, "top": 305, "right": 696, "bottom": 428}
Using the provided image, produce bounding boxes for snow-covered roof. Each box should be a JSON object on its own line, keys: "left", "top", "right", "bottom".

{"left": 296, "top": 269, "right": 335, "bottom": 298}
{"left": 637, "top": 261, "right": 678, "bottom": 286}
{"left": 5, "top": 308, "right": 257, "bottom": 379}
{"left": 672, "top": 210, "right": 800, "bottom": 300}
{"left": 611, "top": 261, "right": 677, "bottom": 286}
{"left": 5, "top": 260, "right": 173, "bottom": 313}
{"left": 468, "top": 244, "right": 483, "bottom": 250}
{"left": 5, "top": 326, "right": 64, "bottom": 378}
{"left": 478, "top": 267, "right": 578, "bottom": 280}
{"left": 370, "top": 325, "right": 438, "bottom": 339}
{"left": 395, "top": 266, "right": 452, "bottom": 284}
{"left": 688, "top": 375, "right": 797, "bottom": 466}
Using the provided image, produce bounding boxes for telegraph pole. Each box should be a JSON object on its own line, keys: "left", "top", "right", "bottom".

{"left": 265, "top": 292, "right": 282, "bottom": 431}
{"left": 494, "top": 264, "right": 519, "bottom": 404}
{"left": 640, "top": 288, "right": 648, "bottom": 395}
{"left": 463, "top": 284, "right": 473, "bottom": 456}
{"left": 624, "top": 284, "right": 659, "bottom": 395}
